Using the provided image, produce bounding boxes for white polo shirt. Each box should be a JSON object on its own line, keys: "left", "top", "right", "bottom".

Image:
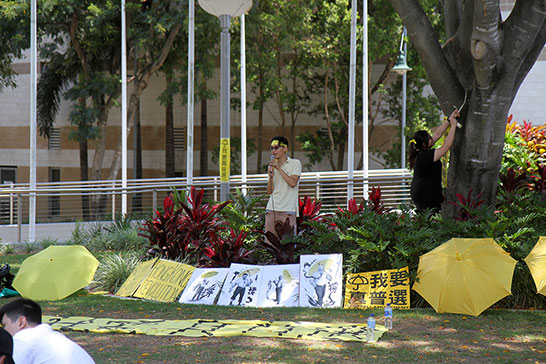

{"left": 266, "top": 157, "right": 302, "bottom": 216}
{"left": 13, "top": 324, "right": 95, "bottom": 364}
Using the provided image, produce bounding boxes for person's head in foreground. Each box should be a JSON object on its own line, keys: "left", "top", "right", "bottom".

{"left": 0, "top": 298, "right": 41, "bottom": 336}
{"left": 0, "top": 328, "right": 14, "bottom": 364}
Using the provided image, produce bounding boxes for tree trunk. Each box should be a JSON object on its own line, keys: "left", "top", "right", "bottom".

{"left": 387, "top": 0, "right": 546, "bottom": 215}
{"left": 165, "top": 74, "right": 175, "bottom": 178}
{"left": 200, "top": 94, "right": 208, "bottom": 176}
{"left": 132, "top": 95, "right": 143, "bottom": 212}
{"left": 445, "top": 86, "right": 512, "bottom": 215}
{"left": 90, "top": 103, "right": 110, "bottom": 220}
{"left": 79, "top": 139, "right": 90, "bottom": 220}
{"left": 107, "top": 22, "right": 182, "bottom": 182}
{"left": 336, "top": 133, "right": 346, "bottom": 171}
{"left": 257, "top": 77, "right": 265, "bottom": 173}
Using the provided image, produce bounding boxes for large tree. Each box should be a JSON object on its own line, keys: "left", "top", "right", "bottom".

{"left": 35, "top": 0, "right": 184, "bottom": 217}
{"left": 388, "top": 0, "right": 546, "bottom": 213}
{"left": 0, "top": 1, "right": 28, "bottom": 89}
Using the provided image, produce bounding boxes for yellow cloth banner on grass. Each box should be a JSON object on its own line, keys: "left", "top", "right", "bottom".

{"left": 43, "top": 316, "right": 387, "bottom": 342}
{"left": 344, "top": 267, "right": 410, "bottom": 309}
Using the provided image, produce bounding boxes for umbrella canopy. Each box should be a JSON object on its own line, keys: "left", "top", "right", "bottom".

{"left": 13, "top": 245, "right": 99, "bottom": 301}
{"left": 524, "top": 236, "right": 546, "bottom": 296}
{"left": 413, "top": 238, "right": 516, "bottom": 316}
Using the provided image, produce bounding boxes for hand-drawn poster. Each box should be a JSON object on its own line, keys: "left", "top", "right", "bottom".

{"left": 344, "top": 267, "right": 410, "bottom": 309}
{"left": 115, "top": 258, "right": 158, "bottom": 297}
{"left": 178, "top": 268, "right": 229, "bottom": 305}
{"left": 133, "top": 259, "right": 195, "bottom": 302}
{"left": 299, "top": 254, "right": 343, "bottom": 308}
{"left": 256, "top": 264, "right": 300, "bottom": 307}
{"left": 216, "top": 264, "right": 263, "bottom": 307}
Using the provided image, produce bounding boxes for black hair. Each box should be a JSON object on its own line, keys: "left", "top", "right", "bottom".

{"left": 270, "top": 136, "right": 289, "bottom": 148}
{"left": 408, "top": 130, "right": 431, "bottom": 170}
{"left": 0, "top": 298, "right": 42, "bottom": 326}
{"left": 0, "top": 328, "right": 14, "bottom": 364}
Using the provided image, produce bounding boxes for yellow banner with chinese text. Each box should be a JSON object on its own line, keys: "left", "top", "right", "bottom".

{"left": 220, "top": 138, "right": 230, "bottom": 182}
{"left": 344, "top": 267, "right": 410, "bottom": 309}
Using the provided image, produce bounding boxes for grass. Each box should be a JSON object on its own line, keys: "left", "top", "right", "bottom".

{"left": 42, "top": 294, "right": 546, "bottom": 364}
{"left": 1, "top": 255, "right": 545, "bottom": 363}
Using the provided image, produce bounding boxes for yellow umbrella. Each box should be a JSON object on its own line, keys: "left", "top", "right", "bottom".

{"left": 413, "top": 238, "right": 516, "bottom": 316}
{"left": 524, "top": 236, "right": 546, "bottom": 296}
{"left": 13, "top": 245, "right": 99, "bottom": 301}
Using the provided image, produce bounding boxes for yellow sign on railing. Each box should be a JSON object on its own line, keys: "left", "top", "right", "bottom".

{"left": 220, "top": 138, "right": 230, "bottom": 182}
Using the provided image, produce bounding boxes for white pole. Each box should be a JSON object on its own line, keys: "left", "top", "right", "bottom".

{"left": 219, "top": 14, "right": 231, "bottom": 202}
{"left": 240, "top": 14, "right": 247, "bottom": 196}
{"left": 347, "top": 0, "right": 357, "bottom": 204}
{"left": 187, "top": 0, "right": 195, "bottom": 188}
{"left": 121, "top": 0, "right": 128, "bottom": 215}
{"left": 401, "top": 27, "right": 407, "bottom": 169}
{"left": 29, "top": 0, "right": 37, "bottom": 242}
{"left": 362, "top": 0, "right": 369, "bottom": 198}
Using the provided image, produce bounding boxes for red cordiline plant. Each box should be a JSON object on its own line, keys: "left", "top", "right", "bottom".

{"left": 139, "top": 186, "right": 230, "bottom": 262}
{"left": 297, "top": 196, "right": 324, "bottom": 234}
{"left": 449, "top": 188, "right": 485, "bottom": 221}
{"left": 261, "top": 218, "right": 305, "bottom": 264}
{"left": 199, "top": 228, "right": 254, "bottom": 268}
{"left": 368, "top": 186, "right": 387, "bottom": 215}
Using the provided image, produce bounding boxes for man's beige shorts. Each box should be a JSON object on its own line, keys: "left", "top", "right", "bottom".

{"left": 265, "top": 211, "right": 296, "bottom": 239}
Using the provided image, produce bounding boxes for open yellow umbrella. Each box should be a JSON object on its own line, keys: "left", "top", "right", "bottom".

{"left": 13, "top": 245, "right": 99, "bottom": 301}
{"left": 524, "top": 236, "right": 546, "bottom": 296}
{"left": 413, "top": 238, "right": 516, "bottom": 316}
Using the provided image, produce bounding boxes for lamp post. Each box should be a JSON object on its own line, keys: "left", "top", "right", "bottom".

{"left": 198, "top": 0, "right": 252, "bottom": 202}
{"left": 392, "top": 27, "right": 411, "bottom": 169}
{"left": 29, "top": 0, "right": 37, "bottom": 241}
{"left": 347, "top": 0, "right": 357, "bottom": 203}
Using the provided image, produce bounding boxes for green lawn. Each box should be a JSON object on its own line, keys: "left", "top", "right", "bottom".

{"left": 1, "top": 255, "right": 545, "bottom": 363}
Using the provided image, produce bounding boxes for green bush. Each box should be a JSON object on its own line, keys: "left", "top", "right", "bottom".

{"left": 67, "top": 218, "right": 146, "bottom": 253}
{"left": 37, "top": 237, "right": 61, "bottom": 250}
{"left": 288, "top": 192, "right": 546, "bottom": 309}
{"left": 92, "top": 252, "right": 140, "bottom": 293}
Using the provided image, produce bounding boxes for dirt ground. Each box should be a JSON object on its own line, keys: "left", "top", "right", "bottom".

{"left": 63, "top": 313, "right": 546, "bottom": 364}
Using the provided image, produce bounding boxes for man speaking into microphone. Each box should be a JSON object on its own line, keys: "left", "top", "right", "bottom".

{"left": 265, "top": 136, "right": 302, "bottom": 241}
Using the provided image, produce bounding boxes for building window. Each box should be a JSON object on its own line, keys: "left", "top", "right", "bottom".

{"left": 174, "top": 128, "right": 185, "bottom": 151}
{"left": 0, "top": 167, "right": 17, "bottom": 223}
{"left": 49, "top": 168, "right": 61, "bottom": 217}
{"left": 48, "top": 128, "right": 61, "bottom": 150}
{"left": 0, "top": 167, "right": 16, "bottom": 185}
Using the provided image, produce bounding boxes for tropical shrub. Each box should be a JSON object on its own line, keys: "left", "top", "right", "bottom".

{"left": 138, "top": 194, "right": 183, "bottom": 259}
{"left": 261, "top": 218, "right": 306, "bottom": 264}
{"left": 503, "top": 116, "right": 546, "bottom": 173}
{"left": 448, "top": 188, "right": 486, "bottom": 221}
{"left": 139, "top": 186, "right": 230, "bottom": 263}
{"left": 92, "top": 252, "right": 140, "bottom": 293}
{"left": 200, "top": 228, "right": 255, "bottom": 268}
{"left": 297, "top": 196, "right": 324, "bottom": 235}
{"left": 220, "top": 188, "right": 265, "bottom": 245}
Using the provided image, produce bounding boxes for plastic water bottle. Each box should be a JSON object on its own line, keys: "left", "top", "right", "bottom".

{"left": 384, "top": 303, "right": 393, "bottom": 329}
{"left": 366, "top": 314, "right": 376, "bottom": 342}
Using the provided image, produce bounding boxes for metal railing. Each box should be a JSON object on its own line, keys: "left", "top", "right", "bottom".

{"left": 0, "top": 169, "right": 412, "bottom": 240}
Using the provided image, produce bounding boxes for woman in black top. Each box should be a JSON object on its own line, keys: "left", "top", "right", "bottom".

{"left": 409, "top": 109, "right": 460, "bottom": 214}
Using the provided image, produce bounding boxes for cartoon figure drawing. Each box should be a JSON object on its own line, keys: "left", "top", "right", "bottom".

{"left": 191, "top": 278, "right": 210, "bottom": 301}
{"left": 229, "top": 272, "right": 254, "bottom": 306}
{"left": 266, "top": 275, "right": 285, "bottom": 305}
{"left": 304, "top": 262, "right": 333, "bottom": 307}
